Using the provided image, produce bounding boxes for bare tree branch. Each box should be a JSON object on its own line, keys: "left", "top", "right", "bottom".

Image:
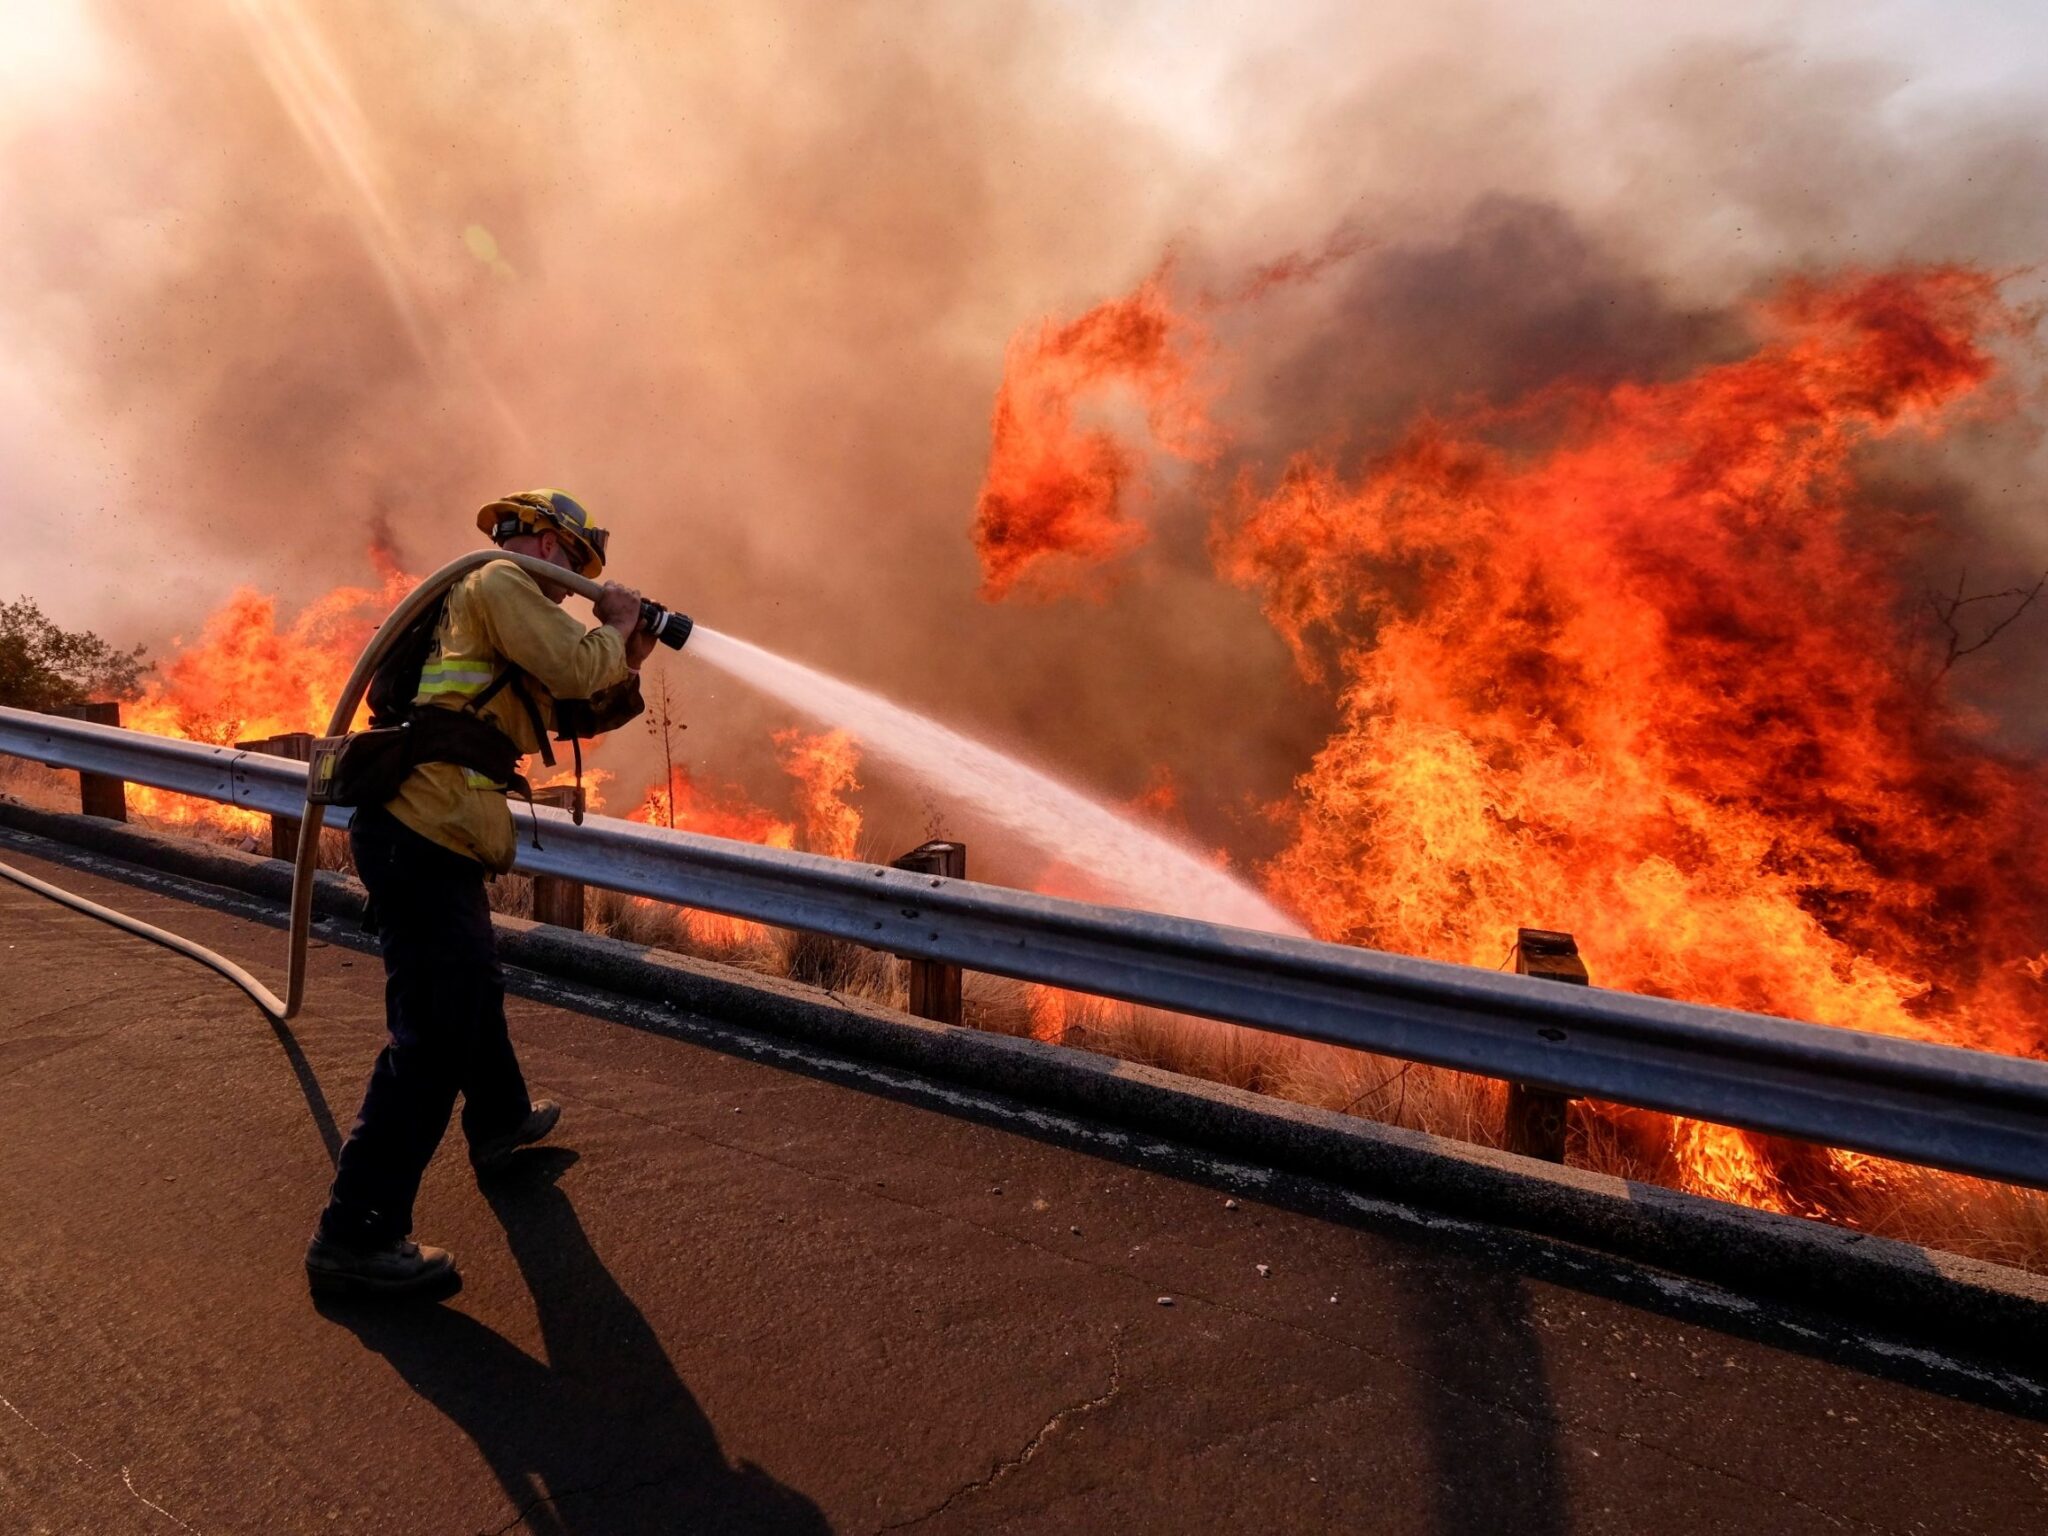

{"left": 641, "top": 662, "right": 685, "bottom": 829}
{"left": 1925, "top": 567, "right": 2048, "bottom": 681}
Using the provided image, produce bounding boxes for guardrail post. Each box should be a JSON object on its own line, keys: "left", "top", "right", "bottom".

{"left": 51, "top": 702, "right": 127, "bottom": 822}
{"left": 890, "top": 840, "right": 966, "bottom": 1025}
{"left": 234, "top": 733, "right": 315, "bottom": 859}
{"left": 1503, "top": 927, "right": 1588, "bottom": 1163}
{"left": 529, "top": 786, "right": 586, "bottom": 930}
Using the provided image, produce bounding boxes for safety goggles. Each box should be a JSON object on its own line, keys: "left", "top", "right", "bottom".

{"left": 494, "top": 495, "right": 610, "bottom": 575}
{"left": 550, "top": 517, "right": 609, "bottom": 573}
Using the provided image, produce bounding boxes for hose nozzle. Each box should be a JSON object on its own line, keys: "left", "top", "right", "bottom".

{"left": 638, "top": 599, "right": 694, "bottom": 651}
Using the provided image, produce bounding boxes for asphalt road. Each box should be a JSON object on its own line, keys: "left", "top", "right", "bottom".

{"left": 1, "top": 841, "right": 2044, "bottom": 1535}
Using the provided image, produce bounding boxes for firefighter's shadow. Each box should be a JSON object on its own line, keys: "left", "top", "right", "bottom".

{"left": 1402, "top": 1266, "right": 1568, "bottom": 1536}
{"left": 318, "top": 1150, "right": 831, "bottom": 1535}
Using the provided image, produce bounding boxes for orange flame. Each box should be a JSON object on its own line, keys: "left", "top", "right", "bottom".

{"left": 627, "top": 767, "right": 796, "bottom": 847}
{"left": 775, "top": 727, "right": 863, "bottom": 860}
{"left": 1211, "top": 265, "right": 2046, "bottom": 1211}
{"left": 971, "top": 267, "right": 1218, "bottom": 601}
{"left": 1026, "top": 985, "right": 1075, "bottom": 1044}
{"left": 970, "top": 238, "right": 1374, "bottom": 603}
{"left": 623, "top": 772, "right": 791, "bottom": 948}
{"left": 533, "top": 764, "right": 613, "bottom": 814}
{"left": 123, "top": 551, "right": 417, "bottom": 836}
{"left": 625, "top": 730, "right": 864, "bottom": 945}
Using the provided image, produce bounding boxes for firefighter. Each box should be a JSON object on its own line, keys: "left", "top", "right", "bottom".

{"left": 306, "top": 490, "right": 656, "bottom": 1296}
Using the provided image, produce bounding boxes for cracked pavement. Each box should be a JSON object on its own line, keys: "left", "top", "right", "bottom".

{"left": 1, "top": 842, "right": 2045, "bottom": 1534}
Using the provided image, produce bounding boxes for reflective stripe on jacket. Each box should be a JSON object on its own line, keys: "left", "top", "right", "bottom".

{"left": 384, "top": 558, "right": 628, "bottom": 871}
{"left": 415, "top": 657, "right": 500, "bottom": 701}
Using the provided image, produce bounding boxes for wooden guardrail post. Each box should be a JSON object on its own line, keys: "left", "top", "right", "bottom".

{"left": 529, "top": 785, "right": 586, "bottom": 930}
{"left": 1503, "top": 927, "right": 1588, "bottom": 1163}
{"left": 233, "top": 732, "right": 315, "bottom": 859}
{"left": 51, "top": 701, "right": 127, "bottom": 822}
{"left": 890, "top": 840, "right": 966, "bottom": 1025}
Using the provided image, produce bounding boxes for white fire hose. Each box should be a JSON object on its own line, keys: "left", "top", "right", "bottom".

{"left": 0, "top": 551, "right": 680, "bottom": 1020}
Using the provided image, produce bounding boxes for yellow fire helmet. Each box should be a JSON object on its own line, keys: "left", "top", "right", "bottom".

{"left": 476, "top": 489, "right": 610, "bottom": 580}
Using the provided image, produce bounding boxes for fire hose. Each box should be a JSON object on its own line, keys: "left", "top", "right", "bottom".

{"left": 0, "top": 550, "right": 692, "bottom": 1020}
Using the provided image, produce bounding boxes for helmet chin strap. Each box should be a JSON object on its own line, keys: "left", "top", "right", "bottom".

{"left": 497, "top": 532, "right": 577, "bottom": 588}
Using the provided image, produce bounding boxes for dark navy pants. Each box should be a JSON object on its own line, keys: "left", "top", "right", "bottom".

{"left": 320, "top": 803, "right": 531, "bottom": 1248}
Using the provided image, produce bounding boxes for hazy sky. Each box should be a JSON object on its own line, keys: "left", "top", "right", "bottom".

{"left": 4, "top": 0, "right": 2042, "bottom": 633}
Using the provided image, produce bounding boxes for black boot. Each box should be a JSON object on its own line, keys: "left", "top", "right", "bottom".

{"left": 471, "top": 1098, "right": 562, "bottom": 1174}
{"left": 305, "top": 1231, "right": 457, "bottom": 1296}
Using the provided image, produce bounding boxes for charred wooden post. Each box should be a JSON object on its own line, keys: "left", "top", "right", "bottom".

{"left": 235, "top": 733, "right": 315, "bottom": 859}
{"left": 1504, "top": 927, "right": 1589, "bottom": 1163}
{"left": 890, "top": 840, "right": 967, "bottom": 1025}
{"left": 529, "top": 785, "right": 586, "bottom": 930}
{"left": 52, "top": 701, "right": 127, "bottom": 822}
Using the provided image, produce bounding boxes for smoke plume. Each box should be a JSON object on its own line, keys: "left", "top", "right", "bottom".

{"left": 1, "top": 1, "right": 2044, "bottom": 893}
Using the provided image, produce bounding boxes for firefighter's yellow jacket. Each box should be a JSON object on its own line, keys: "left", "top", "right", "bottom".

{"left": 387, "top": 559, "right": 631, "bottom": 871}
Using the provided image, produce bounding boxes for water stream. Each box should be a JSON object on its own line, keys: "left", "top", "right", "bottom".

{"left": 687, "top": 627, "right": 1304, "bottom": 936}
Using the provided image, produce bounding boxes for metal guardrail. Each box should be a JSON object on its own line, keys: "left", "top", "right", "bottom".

{"left": 5, "top": 703, "right": 2048, "bottom": 1190}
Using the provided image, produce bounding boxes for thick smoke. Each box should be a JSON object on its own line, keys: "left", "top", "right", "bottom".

{"left": 1, "top": 5, "right": 2043, "bottom": 882}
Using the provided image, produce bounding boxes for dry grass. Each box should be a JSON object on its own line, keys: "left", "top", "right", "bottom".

{"left": 6, "top": 758, "right": 2044, "bottom": 1276}
{"left": 779, "top": 928, "right": 897, "bottom": 998}
{"left": 962, "top": 972, "right": 1507, "bottom": 1145}
{"left": 580, "top": 886, "right": 795, "bottom": 979}
{"left": 1, "top": 758, "right": 354, "bottom": 871}
{"left": 0, "top": 758, "right": 82, "bottom": 813}
{"left": 1846, "top": 1168, "right": 2048, "bottom": 1272}
{"left": 485, "top": 872, "right": 535, "bottom": 920}
{"left": 896, "top": 966, "right": 2048, "bottom": 1273}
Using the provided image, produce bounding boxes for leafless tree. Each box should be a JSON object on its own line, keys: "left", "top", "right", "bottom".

{"left": 641, "top": 661, "right": 686, "bottom": 829}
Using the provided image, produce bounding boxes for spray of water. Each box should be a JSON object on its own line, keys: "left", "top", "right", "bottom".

{"left": 687, "top": 628, "right": 1305, "bottom": 935}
